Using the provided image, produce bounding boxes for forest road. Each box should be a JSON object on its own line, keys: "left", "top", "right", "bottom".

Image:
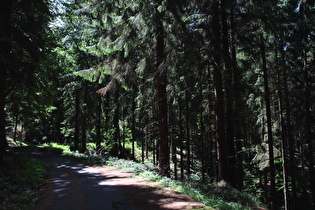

{"left": 14, "top": 146, "right": 207, "bottom": 210}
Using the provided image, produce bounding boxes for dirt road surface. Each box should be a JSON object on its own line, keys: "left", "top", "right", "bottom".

{"left": 15, "top": 147, "right": 208, "bottom": 210}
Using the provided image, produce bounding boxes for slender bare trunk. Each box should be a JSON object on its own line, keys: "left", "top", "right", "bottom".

{"left": 279, "top": 33, "right": 297, "bottom": 209}
{"left": 113, "top": 80, "right": 120, "bottom": 157}
{"left": 13, "top": 110, "right": 19, "bottom": 142}
{"left": 170, "top": 106, "right": 177, "bottom": 180}
{"left": 74, "top": 89, "right": 80, "bottom": 151}
{"left": 185, "top": 91, "right": 191, "bottom": 176}
{"left": 178, "top": 96, "right": 184, "bottom": 180}
{"left": 277, "top": 65, "right": 289, "bottom": 210}
{"left": 96, "top": 93, "right": 102, "bottom": 152}
{"left": 260, "top": 34, "right": 276, "bottom": 210}
{"left": 131, "top": 89, "right": 136, "bottom": 160}
{"left": 81, "top": 82, "right": 88, "bottom": 153}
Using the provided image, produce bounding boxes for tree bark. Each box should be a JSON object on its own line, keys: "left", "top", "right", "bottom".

{"left": 0, "top": 0, "right": 13, "bottom": 164}
{"left": 13, "top": 109, "right": 19, "bottom": 142}
{"left": 260, "top": 34, "right": 276, "bottom": 210}
{"left": 185, "top": 90, "right": 191, "bottom": 176}
{"left": 277, "top": 63, "right": 290, "bottom": 210}
{"left": 304, "top": 63, "right": 315, "bottom": 208}
{"left": 0, "top": 72, "right": 7, "bottom": 164}
{"left": 81, "top": 81, "right": 88, "bottom": 153}
{"left": 169, "top": 105, "right": 177, "bottom": 180}
{"left": 113, "top": 80, "right": 120, "bottom": 157}
{"left": 280, "top": 33, "right": 297, "bottom": 209}
{"left": 220, "top": 0, "right": 236, "bottom": 186}
{"left": 300, "top": 2, "right": 315, "bottom": 206}
{"left": 81, "top": 116, "right": 86, "bottom": 153}
{"left": 74, "top": 89, "right": 80, "bottom": 151}
{"left": 211, "top": 1, "right": 229, "bottom": 182}
{"left": 178, "top": 96, "right": 184, "bottom": 180}
{"left": 96, "top": 91, "right": 102, "bottom": 152}
{"left": 229, "top": 0, "right": 244, "bottom": 190}
{"left": 155, "top": 2, "right": 170, "bottom": 176}
{"left": 131, "top": 89, "right": 136, "bottom": 160}
{"left": 303, "top": 35, "right": 315, "bottom": 210}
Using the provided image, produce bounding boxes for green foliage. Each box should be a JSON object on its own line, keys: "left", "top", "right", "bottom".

{"left": 41, "top": 142, "right": 71, "bottom": 153}
{"left": 6, "top": 136, "right": 28, "bottom": 147}
{"left": 0, "top": 154, "right": 47, "bottom": 210}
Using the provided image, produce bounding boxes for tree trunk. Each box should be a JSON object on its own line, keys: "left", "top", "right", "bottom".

{"left": 104, "top": 92, "right": 110, "bottom": 134}
{"left": 81, "top": 116, "right": 86, "bottom": 153}
{"left": 260, "top": 34, "right": 276, "bottom": 210}
{"left": 303, "top": 37, "right": 315, "bottom": 210}
{"left": 54, "top": 100, "right": 63, "bottom": 143}
{"left": 185, "top": 90, "right": 191, "bottom": 176}
{"left": 0, "top": 72, "right": 7, "bottom": 164}
{"left": 170, "top": 105, "right": 177, "bottom": 180}
{"left": 280, "top": 33, "right": 297, "bottom": 209}
{"left": 229, "top": 0, "right": 244, "bottom": 190}
{"left": 113, "top": 80, "right": 120, "bottom": 157}
{"left": 131, "top": 89, "right": 136, "bottom": 160}
{"left": 207, "top": 67, "right": 215, "bottom": 179}
{"left": 277, "top": 65, "right": 290, "bottom": 210}
{"left": 155, "top": 2, "right": 169, "bottom": 177}
{"left": 178, "top": 96, "right": 184, "bottom": 180}
{"left": 74, "top": 89, "right": 80, "bottom": 151}
{"left": 141, "top": 126, "right": 144, "bottom": 162}
{"left": 211, "top": 1, "right": 229, "bottom": 182}
{"left": 213, "top": 62, "right": 228, "bottom": 182}
{"left": 300, "top": 2, "right": 315, "bottom": 205}
{"left": 13, "top": 109, "right": 19, "bottom": 142}
{"left": 0, "top": 0, "right": 13, "bottom": 164}
{"left": 96, "top": 93, "right": 102, "bottom": 152}
{"left": 145, "top": 124, "right": 149, "bottom": 159}
{"left": 220, "top": 0, "right": 236, "bottom": 186}
{"left": 121, "top": 103, "right": 126, "bottom": 156}
{"left": 260, "top": 98, "right": 269, "bottom": 204}
{"left": 197, "top": 82, "right": 206, "bottom": 182}
{"left": 153, "top": 130, "right": 157, "bottom": 166}
{"left": 81, "top": 81, "right": 88, "bottom": 153}
{"left": 200, "top": 108, "right": 206, "bottom": 183}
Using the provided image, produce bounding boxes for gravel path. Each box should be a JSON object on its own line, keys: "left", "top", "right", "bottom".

{"left": 13, "top": 147, "right": 208, "bottom": 210}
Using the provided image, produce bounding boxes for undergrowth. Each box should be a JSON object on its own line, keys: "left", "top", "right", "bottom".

{"left": 42, "top": 142, "right": 265, "bottom": 210}
{"left": 0, "top": 153, "right": 47, "bottom": 210}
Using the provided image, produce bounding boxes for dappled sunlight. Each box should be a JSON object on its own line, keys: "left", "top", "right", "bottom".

{"left": 29, "top": 147, "right": 128, "bottom": 210}
{"left": 88, "top": 166, "right": 208, "bottom": 209}
{"left": 98, "top": 180, "right": 116, "bottom": 186}
{"left": 13, "top": 146, "right": 208, "bottom": 209}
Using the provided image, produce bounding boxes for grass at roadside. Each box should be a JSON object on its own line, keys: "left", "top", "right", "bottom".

{"left": 105, "top": 158, "right": 262, "bottom": 210}
{"left": 0, "top": 153, "right": 47, "bottom": 210}
{"left": 41, "top": 142, "right": 265, "bottom": 210}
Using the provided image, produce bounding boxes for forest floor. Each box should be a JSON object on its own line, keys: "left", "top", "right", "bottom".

{"left": 15, "top": 146, "right": 209, "bottom": 210}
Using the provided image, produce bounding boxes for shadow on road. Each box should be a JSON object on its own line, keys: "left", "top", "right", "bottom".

{"left": 10, "top": 146, "right": 206, "bottom": 210}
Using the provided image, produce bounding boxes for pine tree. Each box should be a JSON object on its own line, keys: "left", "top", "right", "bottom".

{"left": 1, "top": 0, "right": 52, "bottom": 162}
